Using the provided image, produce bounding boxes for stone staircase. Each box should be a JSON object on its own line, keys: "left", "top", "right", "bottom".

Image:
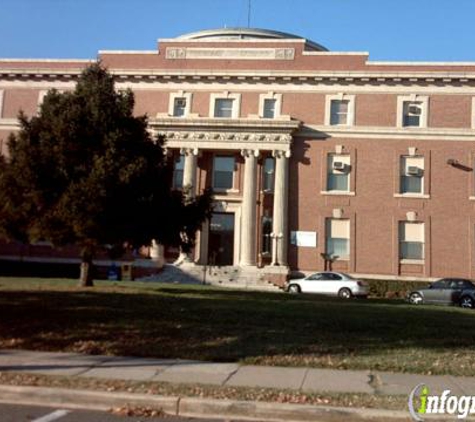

{"left": 137, "top": 263, "right": 282, "bottom": 291}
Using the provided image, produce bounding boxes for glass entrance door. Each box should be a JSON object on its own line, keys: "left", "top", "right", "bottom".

{"left": 208, "top": 213, "right": 235, "bottom": 266}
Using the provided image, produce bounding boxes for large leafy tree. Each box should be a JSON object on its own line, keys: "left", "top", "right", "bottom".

{"left": 0, "top": 63, "right": 212, "bottom": 286}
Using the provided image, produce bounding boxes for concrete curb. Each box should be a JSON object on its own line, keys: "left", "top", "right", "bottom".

{"left": 0, "top": 384, "right": 412, "bottom": 421}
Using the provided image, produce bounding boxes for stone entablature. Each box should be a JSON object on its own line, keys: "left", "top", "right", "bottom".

{"left": 150, "top": 117, "right": 299, "bottom": 153}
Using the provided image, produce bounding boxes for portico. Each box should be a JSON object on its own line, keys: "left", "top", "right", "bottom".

{"left": 151, "top": 117, "right": 299, "bottom": 274}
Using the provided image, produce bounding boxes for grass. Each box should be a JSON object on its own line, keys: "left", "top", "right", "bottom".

{"left": 0, "top": 277, "right": 475, "bottom": 376}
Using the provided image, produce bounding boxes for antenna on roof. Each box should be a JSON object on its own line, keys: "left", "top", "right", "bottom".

{"left": 247, "top": 0, "right": 252, "bottom": 28}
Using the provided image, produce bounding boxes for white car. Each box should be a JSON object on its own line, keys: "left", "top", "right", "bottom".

{"left": 286, "top": 271, "right": 369, "bottom": 299}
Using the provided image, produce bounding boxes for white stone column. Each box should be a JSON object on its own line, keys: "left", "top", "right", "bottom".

{"left": 181, "top": 147, "right": 199, "bottom": 197}
{"left": 272, "top": 150, "right": 291, "bottom": 266}
{"left": 176, "top": 147, "right": 199, "bottom": 265}
{"left": 240, "top": 149, "right": 259, "bottom": 266}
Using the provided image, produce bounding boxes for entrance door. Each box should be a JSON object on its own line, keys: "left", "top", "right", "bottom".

{"left": 208, "top": 213, "right": 235, "bottom": 266}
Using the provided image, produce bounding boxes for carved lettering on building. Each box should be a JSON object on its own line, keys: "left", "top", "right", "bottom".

{"left": 166, "top": 47, "right": 295, "bottom": 61}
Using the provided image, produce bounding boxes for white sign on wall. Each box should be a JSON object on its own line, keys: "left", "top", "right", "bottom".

{"left": 290, "top": 231, "right": 317, "bottom": 247}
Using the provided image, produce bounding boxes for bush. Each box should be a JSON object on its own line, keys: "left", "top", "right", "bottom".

{"left": 367, "top": 279, "right": 430, "bottom": 299}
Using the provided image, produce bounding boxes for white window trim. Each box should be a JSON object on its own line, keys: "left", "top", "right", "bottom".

{"left": 325, "top": 153, "right": 352, "bottom": 194}
{"left": 398, "top": 155, "right": 425, "bottom": 196}
{"left": 0, "top": 89, "right": 4, "bottom": 118}
{"left": 258, "top": 92, "right": 282, "bottom": 119}
{"left": 168, "top": 91, "right": 192, "bottom": 117}
{"left": 397, "top": 95, "right": 429, "bottom": 128}
{"left": 325, "top": 93, "right": 355, "bottom": 126}
{"left": 210, "top": 92, "right": 241, "bottom": 119}
{"left": 472, "top": 97, "right": 475, "bottom": 129}
{"left": 399, "top": 221, "right": 425, "bottom": 263}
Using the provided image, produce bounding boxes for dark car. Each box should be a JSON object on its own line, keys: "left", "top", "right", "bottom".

{"left": 407, "top": 278, "right": 475, "bottom": 308}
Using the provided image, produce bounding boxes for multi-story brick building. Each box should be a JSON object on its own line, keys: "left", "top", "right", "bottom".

{"left": 2, "top": 28, "right": 475, "bottom": 284}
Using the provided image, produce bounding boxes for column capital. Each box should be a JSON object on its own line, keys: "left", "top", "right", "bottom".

{"left": 180, "top": 147, "right": 200, "bottom": 156}
{"left": 272, "top": 150, "right": 291, "bottom": 159}
{"left": 241, "top": 149, "right": 260, "bottom": 159}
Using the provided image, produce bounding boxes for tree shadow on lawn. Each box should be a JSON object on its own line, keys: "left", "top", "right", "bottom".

{"left": 0, "top": 288, "right": 474, "bottom": 372}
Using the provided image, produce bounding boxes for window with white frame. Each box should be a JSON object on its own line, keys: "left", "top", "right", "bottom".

{"left": 325, "top": 94, "right": 355, "bottom": 126}
{"left": 326, "top": 218, "right": 350, "bottom": 260}
{"left": 330, "top": 100, "right": 349, "bottom": 125}
{"left": 263, "top": 99, "right": 277, "bottom": 118}
{"left": 399, "top": 221, "right": 424, "bottom": 261}
{"left": 213, "top": 156, "right": 235, "bottom": 190}
{"left": 259, "top": 93, "right": 282, "bottom": 119}
{"left": 168, "top": 92, "right": 192, "bottom": 117}
{"left": 173, "top": 97, "right": 187, "bottom": 117}
{"left": 403, "top": 101, "right": 423, "bottom": 127}
{"left": 173, "top": 155, "right": 184, "bottom": 189}
{"left": 397, "top": 95, "right": 429, "bottom": 128}
{"left": 327, "top": 154, "right": 351, "bottom": 192}
{"left": 400, "top": 156, "right": 424, "bottom": 194}
{"left": 214, "top": 99, "right": 234, "bottom": 118}
{"left": 263, "top": 157, "right": 275, "bottom": 192}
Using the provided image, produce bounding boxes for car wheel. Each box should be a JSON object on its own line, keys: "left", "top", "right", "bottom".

{"left": 409, "top": 292, "right": 423, "bottom": 305}
{"left": 288, "top": 284, "right": 301, "bottom": 294}
{"left": 338, "top": 288, "right": 352, "bottom": 299}
{"left": 460, "top": 296, "right": 475, "bottom": 309}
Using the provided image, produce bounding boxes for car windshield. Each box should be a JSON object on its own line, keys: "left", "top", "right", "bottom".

{"left": 340, "top": 273, "right": 355, "bottom": 280}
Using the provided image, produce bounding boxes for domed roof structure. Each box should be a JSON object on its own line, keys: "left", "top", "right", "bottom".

{"left": 176, "top": 28, "right": 328, "bottom": 52}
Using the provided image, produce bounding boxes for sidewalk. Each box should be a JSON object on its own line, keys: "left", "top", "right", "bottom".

{"left": 1, "top": 348, "right": 474, "bottom": 396}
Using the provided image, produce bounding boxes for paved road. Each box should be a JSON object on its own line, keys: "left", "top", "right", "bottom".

{"left": 0, "top": 403, "right": 260, "bottom": 422}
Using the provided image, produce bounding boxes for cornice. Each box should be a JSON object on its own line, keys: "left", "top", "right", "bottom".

{"left": 1, "top": 67, "right": 475, "bottom": 86}
{"left": 150, "top": 116, "right": 300, "bottom": 132}
{"left": 298, "top": 125, "right": 475, "bottom": 141}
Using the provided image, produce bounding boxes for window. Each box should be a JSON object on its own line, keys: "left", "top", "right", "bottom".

{"left": 261, "top": 215, "right": 272, "bottom": 255}
{"left": 325, "top": 94, "right": 355, "bottom": 126}
{"left": 403, "top": 101, "right": 423, "bottom": 127}
{"left": 173, "top": 97, "right": 187, "bottom": 117}
{"left": 397, "top": 95, "right": 429, "bottom": 128}
{"left": 259, "top": 93, "right": 282, "bottom": 119}
{"left": 214, "top": 99, "right": 234, "bottom": 118}
{"left": 263, "top": 157, "right": 275, "bottom": 192}
{"left": 168, "top": 92, "right": 192, "bottom": 117}
{"left": 327, "top": 154, "right": 350, "bottom": 192}
{"left": 330, "top": 100, "right": 349, "bottom": 125}
{"left": 399, "top": 222, "right": 424, "bottom": 261}
{"left": 263, "top": 99, "right": 276, "bottom": 119}
{"left": 326, "top": 219, "right": 350, "bottom": 260}
{"left": 173, "top": 155, "right": 184, "bottom": 189}
{"left": 400, "top": 156, "right": 424, "bottom": 194}
{"left": 213, "top": 156, "right": 235, "bottom": 190}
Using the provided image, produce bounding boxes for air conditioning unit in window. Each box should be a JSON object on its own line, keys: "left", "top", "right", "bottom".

{"left": 333, "top": 161, "right": 346, "bottom": 171}
{"left": 408, "top": 105, "right": 422, "bottom": 115}
{"left": 175, "top": 98, "right": 186, "bottom": 107}
{"left": 407, "top": 166, "right": 422, "bottom": 176}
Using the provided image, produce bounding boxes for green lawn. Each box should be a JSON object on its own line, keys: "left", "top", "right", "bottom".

{"left": 0, "top": 277, "right": 474, "bottom": 376}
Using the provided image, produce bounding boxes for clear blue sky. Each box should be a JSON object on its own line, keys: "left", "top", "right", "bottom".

{"left": 1, "top": 0, "right": 474, "bottom": 62}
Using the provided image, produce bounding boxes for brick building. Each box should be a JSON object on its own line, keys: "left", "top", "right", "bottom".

{"left": 1, "top": 28, "right": 475, "bottom": 284}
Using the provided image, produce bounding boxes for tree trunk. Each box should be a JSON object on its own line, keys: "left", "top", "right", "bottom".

{"left": 79, "top": 246, "right": 95, "bottom": 287}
